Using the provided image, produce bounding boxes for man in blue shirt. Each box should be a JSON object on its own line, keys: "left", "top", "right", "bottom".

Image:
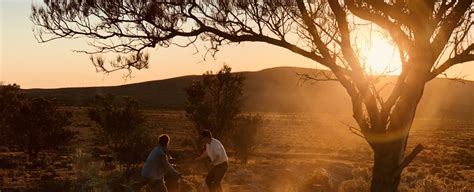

{"left": 142, "top": 134, "right": 181, "bottom": 192}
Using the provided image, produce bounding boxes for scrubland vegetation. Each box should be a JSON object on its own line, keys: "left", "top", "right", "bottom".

{"left": 1, "top": 108, "right": 472, "bottom": 191}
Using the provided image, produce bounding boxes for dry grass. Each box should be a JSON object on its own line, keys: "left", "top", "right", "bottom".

{"left": 1, "top": 108, "right": 472, "bottom": 191}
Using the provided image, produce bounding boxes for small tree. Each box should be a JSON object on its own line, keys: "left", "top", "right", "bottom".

{"left": 0, "top": 84, "right": 74, "bottom": 157}
{"left": 186, "top": 65, "right": 261, "bottom": 163}
{"left": 185, "top": 65, "right": 245, "bottom": 138}
{"left": 0, "top": 84, "right": 23, "bottom": 141}
{"left": 88, "top": 94, "right": 152, "bottom": 165}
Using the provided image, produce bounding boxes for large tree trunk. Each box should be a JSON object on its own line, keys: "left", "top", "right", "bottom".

{"left": 368, "top": 74, "right": 426, "bottom": 191}
{"left": 370, "top": 140, "right": 404, "bottom": 192}
{"left": 370, "top": 137, "right": 424, "bottom": 192}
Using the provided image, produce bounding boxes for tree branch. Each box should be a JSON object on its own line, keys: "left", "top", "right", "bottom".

{"left": 431, "top": 1, "right": 472, "bottom": 61}
{"left": 427, "top": 44, "right": 474, "bottom": 81}
{"left": 393, "top": 144, "right": 423, "bottom": 177}
{"left": 330, "top": 0, "right": 382, "bottom": 132}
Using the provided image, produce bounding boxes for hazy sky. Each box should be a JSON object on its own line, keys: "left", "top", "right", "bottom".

{"left": 1, "top": 0, "right": 473, "bottom": 89}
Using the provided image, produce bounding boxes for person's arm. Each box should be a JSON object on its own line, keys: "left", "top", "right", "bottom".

{"left": 158, "top": 155, "right": 180, "bottom": 178}
{"left": 195, "top": 149, "right": 208, "bottom": 161}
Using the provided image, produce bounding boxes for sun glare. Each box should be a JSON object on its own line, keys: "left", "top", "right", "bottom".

{"left": 361, "top": 33, "right": 402, "bottom": 75}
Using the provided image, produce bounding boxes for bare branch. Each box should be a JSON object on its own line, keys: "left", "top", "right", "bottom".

{"left": 340, "top": 121, "right": 366, "bottom": 139}
{"left": 427, "top": 43, "right": 474, "bottom": 81}
{"left": 431, "top": 1, "right": 472, "bottom": 61}
{"left": 393, "top": 144, "right": 423, "bottom": 177}
{"left": 296, "top": 70, "right": 338, "bottom": 85}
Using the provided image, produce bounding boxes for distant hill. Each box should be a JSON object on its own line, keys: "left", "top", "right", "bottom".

{"left": 24, "top": 67, "right": 473, "bottom": 119}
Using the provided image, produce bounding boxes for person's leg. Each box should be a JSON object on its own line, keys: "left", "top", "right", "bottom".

{"left": 206, "top": 166, "right": 219, "bottom": 192}
{"left": 212, "top": 162, "right": 228, "bottom": 192}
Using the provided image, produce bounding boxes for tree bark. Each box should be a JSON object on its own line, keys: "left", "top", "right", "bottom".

{"left": 369, "top": 78, "right": 425, "bottom": 192}
{"left": 370, "top": 140, "right": 404, "bottom": 192}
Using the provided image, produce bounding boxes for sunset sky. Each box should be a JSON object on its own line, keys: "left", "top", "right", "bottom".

{"left": 1, "top": 0, "right": 473, "bottom": 89}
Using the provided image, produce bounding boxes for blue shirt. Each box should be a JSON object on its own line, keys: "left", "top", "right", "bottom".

{"left": 141, "top": 146, "right": 179, "bottom": 180}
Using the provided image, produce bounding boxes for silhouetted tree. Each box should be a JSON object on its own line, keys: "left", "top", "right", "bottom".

{"left": 0, "top": 84, "right": 23, "bottom": 140}
{"left": 88, "top": 94, "right": 152, "bottom": 165}
{"left": 186, "top": 65, "right": 262, "bottom": 163}
{"left": 0, "top": 84, "right": 74, "bottom": 157}
{"left": 185, "top": 65, "right": 245, "bottom": 138}
{"left": 32, "top": 1, "right": 473, "bottom": 191}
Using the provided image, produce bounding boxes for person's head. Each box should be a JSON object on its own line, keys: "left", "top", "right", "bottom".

{"left": 158, "top": 134, "right": 170, "bottom": 148}
{"left": 200, "top": 130, "right": 213, "bottom": 144}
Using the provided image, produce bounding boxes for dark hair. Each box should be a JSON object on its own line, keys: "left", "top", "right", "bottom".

{"left": 158, "top": 134, "right": 170, "bottom": 147}
{"left": 200, "top": 130, "right": 212, "bottom": 139}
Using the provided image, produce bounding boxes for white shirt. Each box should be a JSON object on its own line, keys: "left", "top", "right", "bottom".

{"left": 205, "top": 138, "right": 228, "bottom": 165}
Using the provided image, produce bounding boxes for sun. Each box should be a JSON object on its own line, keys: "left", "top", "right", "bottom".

{"left": 361, "top": 33, "right": 402, "bottom": 75}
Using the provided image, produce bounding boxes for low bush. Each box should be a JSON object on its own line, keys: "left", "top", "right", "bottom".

{"left": 414, "top": 175, "right": 473, "bottom": 192}
{"left": 0, "top": 84, "right": 74, "bottom": 158}
{"left": 88, "top": 94, "right": 153, "bottom": 165}
{"left": 300, "top": 168, "right": 335, "bottom": 191}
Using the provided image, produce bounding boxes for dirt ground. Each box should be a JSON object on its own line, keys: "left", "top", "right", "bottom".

{"left": 1, "top": 108, "right": 473, "bottom": 191}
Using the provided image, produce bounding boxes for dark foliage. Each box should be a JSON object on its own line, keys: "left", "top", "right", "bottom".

{"left": 0, "top": 84, "right": 74, "bottom": 157}
{"left": 185, "top": 65, "right": 245, "bottom": 138}
{"left": 185, "top": 65, "right": 262, "bottom": 163}
{"left": 0, "top": 84, "right": 23, "bottom": 141}
{"left": 88, "top": 94, "right": 152, "bottom": 164}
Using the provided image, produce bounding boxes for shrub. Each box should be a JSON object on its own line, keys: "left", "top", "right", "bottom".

{"left": 185, "top": 66, "right": 264, "bottom": 163}
{"left": 413, "top": 175, "right": 473, "bottom": 192}
{"left": 113, "top": 128, "right": 153, "bottom": 165}
{"left": 185, "top": 65, "right": 245, "bottom": 138}
{"left": 88, "top": 94, "right": 153, "bottom": 165}
{"left": 232, "top": 114, "right": 263, "bottom": 164}
{"left": 301, "top": 168, "right": 335, "bottom": 191}
{"left": 0, "top": 84, "right": 25, "bottom": 144}
{"left": 33, "top": 178, "right": 91, "bottom": 192}
{"left": 0, "top": 84, "right": 74, "bottom": 157}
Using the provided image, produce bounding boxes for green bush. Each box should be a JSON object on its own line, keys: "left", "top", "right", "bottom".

{"left": 185, "top": 66, "right": 263, "bottom": 163}
{"left": 0, "top": 84, "right": 23, "bottom": 139}
{"left": 88, "top": 94, "right": 153, "bottom": 165}
{"left": 185, "top": 65, "right": 245, "bottom": 138}
{"left": 0, "top": 84, "right": 74, "bottom": 157}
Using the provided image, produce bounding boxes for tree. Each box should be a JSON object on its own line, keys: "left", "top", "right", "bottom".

{"left": 88, "top": 94, "right": 152, "bottom": 165}
{"left": 0, "top": 84, "right": 24, "bottom": 140}
{"left": 186, "top": 65, "right": 261, "bottom": 163}
{"left": 0, "top": 84, "right": 74, "bottom": 157}
{"left": 185, "top": 65, "right": 245, "bottom": 138}
{"left": 31, "top": 1, "right": 473, "bottom": 191}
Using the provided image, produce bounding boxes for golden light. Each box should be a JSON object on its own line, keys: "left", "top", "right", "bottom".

{"left": 360, "top": 32, "right": 402, "bottom": 75}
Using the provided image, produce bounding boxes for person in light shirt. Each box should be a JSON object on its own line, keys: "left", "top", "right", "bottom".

{"left": 195, "top": 130, "right": 229, "bottom": 192}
